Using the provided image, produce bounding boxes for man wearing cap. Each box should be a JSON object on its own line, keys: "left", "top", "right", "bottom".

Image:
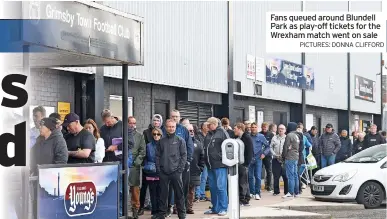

{"left": 30, "top": 117, "right": 68, "bottom": 174}
{"left": 63, "top": 113, "right": 96, "bottom": 163}
{"left": 319, "top": 123, "right": 341, "bottom": 168}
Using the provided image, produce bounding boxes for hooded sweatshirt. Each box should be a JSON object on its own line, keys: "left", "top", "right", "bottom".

{"left": 30, "top": 129, "right": 68, "bottom": 175}
{"left": 143, "top": 114, "right": 163, "bottom": 145}
{"left": 282, "top": 122, "right": 300, "bottom": 161}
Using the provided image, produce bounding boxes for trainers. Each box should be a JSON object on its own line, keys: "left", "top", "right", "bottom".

{"left": 273, "top": 193, "right": 279, "bottom": 196}
{"left": 204, "top": 209, "right": 216, "bottom": 214}
{"left": 250, "top": 194, "right": 254, "bottom": 198}
{"left": 243, "top": 202, "right": 251, "bottom": 206}
{"left": 255, "top": 194, "right": 261, "bottom": 200}
{"left": 282, "top": 193, "right": 293, "bottom": 198}
{"left": 218, "top": 211, "right": 227, "bottom": 216}
{"left": 302, "top": 183, "right": 307, "bottom": 189}
{"left": 294, "top": 194, "right": 300, "bottom": 198}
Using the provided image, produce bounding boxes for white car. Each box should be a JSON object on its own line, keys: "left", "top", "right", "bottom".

{"left": 311, "top": 144, "right": 387, "bottom": 209}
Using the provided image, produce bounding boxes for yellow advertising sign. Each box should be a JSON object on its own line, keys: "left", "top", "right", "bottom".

{"left": 58, "top": 102, "right": 71, "bottom": 121}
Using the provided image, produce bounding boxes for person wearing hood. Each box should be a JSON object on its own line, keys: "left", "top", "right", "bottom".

{"left": 249, "top": 122, "right": 270, "bottom": 200}
{"left": 281, "top": 122, "right": 300, "bottom": 198}
{"left": 319, "top": 124, "right": 341, "bottom": 168}
{"left": 336, "top": 130, "right": 352, "bottom": 163}
{"left": 143, "top": 127, "right": 163, "bottom": 219}
{"left": 139, "top": 114, "right": 163, "bottom": 215}
{"left": 127, "top": 116, "right": 146, "bottom": 219}
{"left": 100, "top": 109, "right": 124, "bottom": 162}
{"left": 234, "top": 123, "right": 254, "bottom": 206}
{"left": 186, "top": 124, "right": 205, "bottom": 214}
{"left": 363, "top": 124, "right": 386, "bottom": 150}
{"left": 30, "top": 117, "right": 68, "bottom": 175}
{"left": 203, "top": 117, "right": 230, "bottom": 216}
{"left": 144, "top": 114, "right": 163, "bottom": 144}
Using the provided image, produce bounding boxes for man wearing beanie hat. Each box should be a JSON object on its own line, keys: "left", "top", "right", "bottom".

{"left": 30, "top": 117, "right": 68, "bottom": 175}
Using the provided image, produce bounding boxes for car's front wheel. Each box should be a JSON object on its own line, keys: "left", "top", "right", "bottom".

{"left": 356, "top": 181, "right": 384, "bottom": 209}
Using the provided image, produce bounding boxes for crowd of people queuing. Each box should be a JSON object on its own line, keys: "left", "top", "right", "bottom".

{"left": 29, "top": 105, "right": 387, "bottom": 219}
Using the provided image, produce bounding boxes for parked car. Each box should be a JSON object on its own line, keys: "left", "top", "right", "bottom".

{"left": 311, "top": 144, "right": 387, "bottom": 209}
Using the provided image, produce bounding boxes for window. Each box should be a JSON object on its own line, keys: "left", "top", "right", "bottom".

{"left": 154, "top": 100, "right": 170, "bottom": 123}
{"left": 109, "top": 95, "right": 133, "bottom": 119}
{"left": 234, "top": 108, "right": 245, "bottom": 123}
{"left": 273, "top": 111, "right": 288, "bottom": 126}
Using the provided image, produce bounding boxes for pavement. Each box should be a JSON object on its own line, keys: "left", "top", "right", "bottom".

{"left": 136, "top": 187, "right": 371, "bottom": 218}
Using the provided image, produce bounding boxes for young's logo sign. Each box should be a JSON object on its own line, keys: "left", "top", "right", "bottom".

{"left": 64, "top": 181, "right": 97, "bottom": 217}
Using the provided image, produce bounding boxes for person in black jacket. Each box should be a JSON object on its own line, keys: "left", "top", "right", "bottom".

{"left": 364, "top": 124, "right": 386, "bottom": 150}
{"left": 186, "top": 124, "right": 205, "bottom": 214}
{"left": 99, "top": 109, "right": 124, "bottom": 162}
{"left": 156, "top": 119, "right": 187, "bottom": 219}
{"left": 353, "top": 132, "right": 366, "bottom": 154}
{"left": 260, "top": 122, "right": 275, "bottom": 192}
{"left": 203, "top": 117, "right": 230, "bottom": 216}
{"left": 308, "top": 126, "right": 320, "bottom": 175}
{"left": 233, "top": 123, "right": 253, "bottom": 206}
{"left": 336, "top": 130, "right": 353, "bottom": 163}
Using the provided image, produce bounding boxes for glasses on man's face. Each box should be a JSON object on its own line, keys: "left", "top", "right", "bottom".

{"left": 153, "top": 133, "right": 161, "bottom": 136}
{"left": 188, "top": 130, "right": 194, "bottom": 133}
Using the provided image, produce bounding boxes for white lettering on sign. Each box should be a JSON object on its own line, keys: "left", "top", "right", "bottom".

{"left": 45, "top": 3, "right": 132, "bottom": 40}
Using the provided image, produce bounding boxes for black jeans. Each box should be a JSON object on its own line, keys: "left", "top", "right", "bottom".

{"left": 263, "top": 156, "right": 273, "bottom": 190}
{"left": 159, "top": 171, "right": 186, "bottom": 219}
{"left": 148, "top": 180, "right": 161, "bottom": 215}
{"left": 139, "top": 171, "right": 149, "bottom": 209}
{"left": 238, "top": 164, "right": 250, "bottom": 204}
{"left": 272, "top": 158, "right": 288, "bottom": 195}
{"left": 169, "top": 164, "right": 190, "bottom": 209}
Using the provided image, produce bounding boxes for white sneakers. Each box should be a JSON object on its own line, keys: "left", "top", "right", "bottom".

{"left": 282, "top": 193, "right": 299, "bottom": 198}
{"left": 255, "top": 194, "right": 261, "bottom": 200}
{"left": 301, "top": 183, "right": 307, "bottom": 189}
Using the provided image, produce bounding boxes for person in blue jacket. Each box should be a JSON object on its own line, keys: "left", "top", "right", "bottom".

{"left": 161, "top": 109, "right": 193, "bottom": 216}
{"left": 249, "top": 122, "right": 270, "bottom": 200}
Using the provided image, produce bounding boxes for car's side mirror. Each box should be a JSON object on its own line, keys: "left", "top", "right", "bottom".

{"left": 381, "top": 162, "right": 387, "bottom": 169}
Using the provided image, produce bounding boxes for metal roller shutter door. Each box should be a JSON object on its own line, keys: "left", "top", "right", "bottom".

{"left": 177, "top": 101, "right": 213, "bottom": 126}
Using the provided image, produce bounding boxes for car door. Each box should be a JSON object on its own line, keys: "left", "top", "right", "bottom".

{"left": 380, "top": 160, "right": 387, "bottom": 200}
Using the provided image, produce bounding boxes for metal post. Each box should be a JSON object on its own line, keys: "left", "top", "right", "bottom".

{"left": 122, "top": 64, "right": 129, "bottom": 218}
{"left": 301, "top": 1, "right": 306, "bottom": 125}
{"left": 22, "top": 45, "right": 30, "bottom": 219}
{"left": 380, "top": 53, "right": 383, "bottom": 130}
{"left": 227, "top": 1, "right": 235, "bottom": 123}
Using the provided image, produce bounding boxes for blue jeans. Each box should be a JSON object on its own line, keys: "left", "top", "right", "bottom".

{"left": 196, "top": 166, "right": 208, "bottom": 198}
{"left": 208, "top": 167, "right": 228, "bottom": 213}
{"left": 248, "top": 157, "right": 262, "bottom": 195}
{"left": 321, "top": 154, "right": 336, "bottom": 168}
{"left": 285, "top": 160, "right": 299, "bottom": 195}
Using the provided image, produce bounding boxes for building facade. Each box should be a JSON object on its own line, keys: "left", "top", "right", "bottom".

{"left": 29, "top": 1, "right": 383, "bottom": 133}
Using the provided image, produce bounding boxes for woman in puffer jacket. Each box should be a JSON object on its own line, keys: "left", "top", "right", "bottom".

{"left": 143, "top": 127, "right": 163, "bottom": 219}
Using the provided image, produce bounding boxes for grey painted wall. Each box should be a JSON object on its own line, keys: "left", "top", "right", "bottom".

{"left": 304, "top": 1, "right": 348, "bottom": 110}
{"left": 102, "top": 1, "right": 228, "bottom": 93}
{"left": 349, "top": 1, "right": 382, "bottom": 114}
{"left": 30, "top": 68, "right": 75, "bottom": 112}
{"left": 233, "top": 1, "right": 302, "bottom": 103}
{"left": 306, "top": 106, "right": 339, "bottom": 134}
{"left": 104, "top": 78, "right": 176, "bottom": 131}
{"left": 233, "top": 97, "right": 290, "bottom": 124}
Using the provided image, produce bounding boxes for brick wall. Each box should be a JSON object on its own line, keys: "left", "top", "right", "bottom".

{"left": 104, "top": 77, "right": 176, "bottom": 131}
{"left": 30, "top": 68, "right": 75, "bottom": 111}
{"left": 233, "top": 97, "right": 290, "bottom": 124}
{"left": 306, "top": 105, "right": 338, "bottom": 133}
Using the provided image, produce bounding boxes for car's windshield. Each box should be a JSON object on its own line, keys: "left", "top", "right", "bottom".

{"left": 344, "top": 144, "right": 387, "bottom": 163}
